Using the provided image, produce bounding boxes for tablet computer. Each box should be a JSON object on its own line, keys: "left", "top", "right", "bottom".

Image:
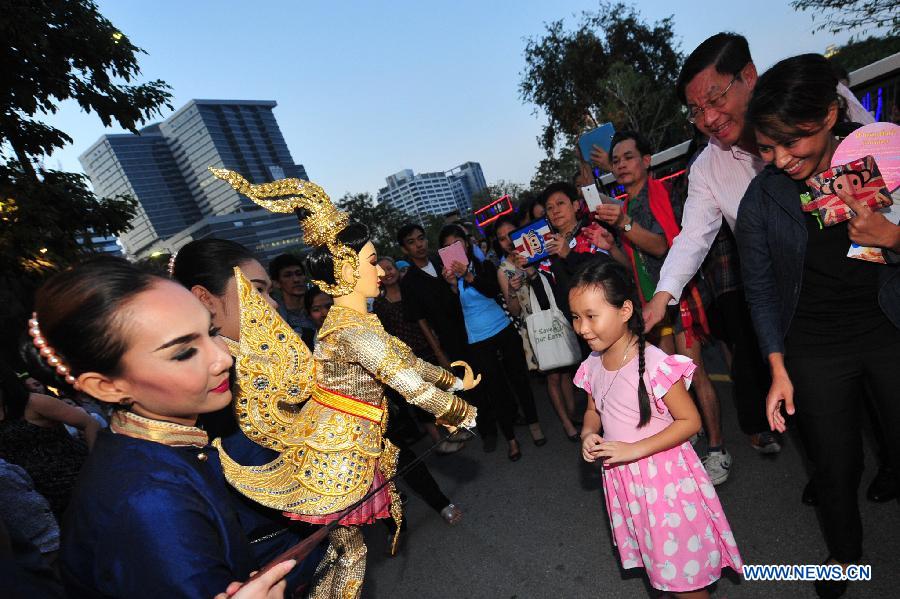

{"left": 578, "top": 123, "right": 616, "bottom": 163}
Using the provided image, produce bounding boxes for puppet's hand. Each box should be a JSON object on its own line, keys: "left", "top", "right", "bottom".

{"left": 458, "top": 404, "right": 477, "bottom": 429}
{"left": 451, "top": 360, "right": 481, "bottom": 390}
{"left": 436, "top": 396, "right": 476, "bottom": 429}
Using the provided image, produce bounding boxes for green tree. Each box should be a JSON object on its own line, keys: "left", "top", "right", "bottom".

{"left": 470, "top": 180, "right": 526, "bottom": 212}
{"left": 791, "top": 0, "right": 898, "bottom": 36}
{"left": 335, "top": 192, "right": 413, "bottom": 256}
{"left": 519, "top": 3, "right": 686, "bottom": 156}
{"left": 0, "top": 0, "right": 171, "bottom": 353}
{"left": 530, "top": 147, "right": 581, "bottom": 192}
{"left": 828, "top": 34, "right": 900, "bottom": 73}
{"left": 0, "top": 0, "right": 171, "bottom": 271}
{"left": 421, "top": 214, "right": 448, "bottom": 254}
{"left": 0, "top": 167, "right": 136, "bottom": 274}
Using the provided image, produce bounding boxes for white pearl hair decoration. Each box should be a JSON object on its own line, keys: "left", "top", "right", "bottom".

{"left": 27, "top": 312, "right": 76, "bottom": 385}
{"left": 167, "top": 250, "right": 178, "bottom": 278}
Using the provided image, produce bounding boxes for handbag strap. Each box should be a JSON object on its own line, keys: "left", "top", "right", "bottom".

{"left": 528, "top": 271, "right": 559, "bottom": 313}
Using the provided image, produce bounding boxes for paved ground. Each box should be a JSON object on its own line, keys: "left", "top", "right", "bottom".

{"left": 361, "top": 349, "right": 899, "bottom": 598}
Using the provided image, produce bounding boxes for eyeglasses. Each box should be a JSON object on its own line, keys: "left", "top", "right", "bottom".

{"left": 686, "top": 76, "right": 738, "bottom": 124}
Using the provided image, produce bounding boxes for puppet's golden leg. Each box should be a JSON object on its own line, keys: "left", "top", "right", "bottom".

{"left": 307, "top": 526, "right": 366, "bottom": 599}
{"left": 379, "top": 439, "right": 403, "bottom": 556}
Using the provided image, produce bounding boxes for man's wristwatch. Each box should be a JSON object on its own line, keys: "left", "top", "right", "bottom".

{"left": 621, "top": 218, "right": 633, "bottom": 233}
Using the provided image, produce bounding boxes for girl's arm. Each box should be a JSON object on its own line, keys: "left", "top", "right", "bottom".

{"left": 734, "top": 179, "right": 786, "bottom": 357}
{"left": 26, "top": 393, "right": 101, "bottom": 450}
{"left": 580, "top": 394, "right": 604, "bottom": 462}
{"left": 594, "top": 380, "right": 701, "bottom": 465}
{"left": 765, "top": 352, "right": 794, "bottom": 433}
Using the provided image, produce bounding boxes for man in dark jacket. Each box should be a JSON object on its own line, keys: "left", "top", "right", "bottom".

{"left": 397, "top": 223, "right": 469, "bottom": 367}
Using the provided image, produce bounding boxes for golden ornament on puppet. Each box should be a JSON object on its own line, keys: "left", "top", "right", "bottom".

{"left": 209, "top": 167, "right": 358, "bottom": 297}
{"left": 212, "top": 268, "right": 478, "bottom": 514}
{"left": 210, "top": 169, "right": 479, "bottom": 597}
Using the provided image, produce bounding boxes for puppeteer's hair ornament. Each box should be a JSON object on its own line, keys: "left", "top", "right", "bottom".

{"left": 208, "top": 167, "right": 359, "bottom": 296}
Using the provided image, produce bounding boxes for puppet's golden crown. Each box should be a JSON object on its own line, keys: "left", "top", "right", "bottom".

{"left": 209, "top": 168, "right": 358, "bottom": 296}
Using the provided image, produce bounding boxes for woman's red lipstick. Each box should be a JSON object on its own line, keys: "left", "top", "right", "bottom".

{"left": 211, "top": 378, "right": 230, "bottom": 393}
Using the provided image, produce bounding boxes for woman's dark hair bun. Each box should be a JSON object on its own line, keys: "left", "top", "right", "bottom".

{"left": 23, "top": 256, "right": 162, "bottom": 390}
{"left": 172, "top": 238, "right": 257, "bottom": 296}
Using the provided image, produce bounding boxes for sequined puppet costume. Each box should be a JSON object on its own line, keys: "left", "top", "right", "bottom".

{"left": 209, "top": 168, "right": 477, "bottom": 599}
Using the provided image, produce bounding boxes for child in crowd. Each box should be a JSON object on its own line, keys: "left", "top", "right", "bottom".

{"left": 571, "top": 261, "right": 741, "bottom": 598}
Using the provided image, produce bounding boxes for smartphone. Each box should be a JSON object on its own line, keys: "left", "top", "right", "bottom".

{"left": 581, "top": 184, "right": 603, "bottom": 212}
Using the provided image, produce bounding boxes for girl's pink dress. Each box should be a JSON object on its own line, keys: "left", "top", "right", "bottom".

{"left": 575, "top": 344, "right": 743, "bottom": 593}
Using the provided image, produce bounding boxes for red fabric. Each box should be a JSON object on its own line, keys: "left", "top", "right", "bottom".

{"left": 573, "top": 222, "right": 606, "bottom": 255}
{"left": 646, "top": 178, "right": 682, "bottom": 244}
{"left": 620, "top": 178, "right": 710, "bottom": 346}
{"left": 284, "top": 469, "right": 392, "bottom": 526}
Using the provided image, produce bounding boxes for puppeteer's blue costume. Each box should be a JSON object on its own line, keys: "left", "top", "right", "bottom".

{"left": 59, "top": 410, "right": 317, "bottom": 598}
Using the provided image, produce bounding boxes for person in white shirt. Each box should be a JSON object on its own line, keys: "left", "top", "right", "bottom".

{"left": 639, "top": 33, "right": 873, "bottom": 483}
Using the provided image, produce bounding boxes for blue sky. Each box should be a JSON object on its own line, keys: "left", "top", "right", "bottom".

{"left": 42, "top": 0, "right": 864, "bottom": 199}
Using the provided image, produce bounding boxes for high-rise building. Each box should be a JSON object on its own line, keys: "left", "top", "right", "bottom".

{"left": 376, "top": 162, "right": 486, "bottom": 220}
{"left": 83, "top": 232, "right": 124, "bottom": 256}
{"left": 447, "top": 162, "right": 487, "bottom": 215}
{"left": 80, "top": 100, "right": 307, "bottom": 263}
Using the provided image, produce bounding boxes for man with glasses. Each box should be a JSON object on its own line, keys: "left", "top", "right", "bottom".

{"left": 640, "top": 33, "right": 872, "bottom": 485}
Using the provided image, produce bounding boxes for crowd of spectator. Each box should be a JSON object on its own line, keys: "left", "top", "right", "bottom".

{"left": 1, "top": 30, "right": 898, "bottom": 599}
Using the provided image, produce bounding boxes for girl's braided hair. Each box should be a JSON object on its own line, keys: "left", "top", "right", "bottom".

{"left": 570, "top": 260, "right": 652, "bottom": 427}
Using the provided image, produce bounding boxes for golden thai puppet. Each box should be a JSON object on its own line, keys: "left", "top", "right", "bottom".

{"left": 207, "top": 168, "right": 478, "bottom": 599}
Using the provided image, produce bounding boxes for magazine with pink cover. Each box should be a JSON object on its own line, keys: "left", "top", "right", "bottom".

{"left": 806, "top": 154, "right": 899, "bottom": 264}
{"left": 832, "top": 122, "right": 900, "bottom": 191}
{"left": 438, "top": 240, "right": 468, "bottom": 270}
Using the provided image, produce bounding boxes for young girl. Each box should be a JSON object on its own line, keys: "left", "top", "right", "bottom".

{"left": 737, "top": 53, "right": 900, "bottom": 598}
{"left": 570, "top": 261, "right": 741, "bottom": 597}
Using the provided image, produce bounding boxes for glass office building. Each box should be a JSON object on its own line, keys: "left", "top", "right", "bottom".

{"left": 80, "top": 100, "right": 308, "bottom": 263}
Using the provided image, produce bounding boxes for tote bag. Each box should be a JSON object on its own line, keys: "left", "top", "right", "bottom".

{"left": 525, "top": 274, "right": 581, "bottom": 371}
